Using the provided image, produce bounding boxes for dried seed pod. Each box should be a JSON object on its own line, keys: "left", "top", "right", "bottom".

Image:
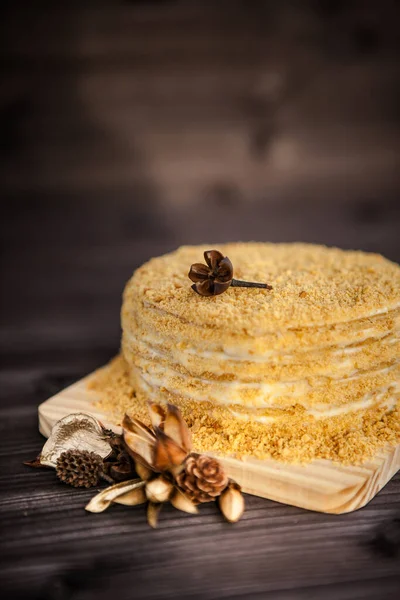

{"left": 147, "top": 502, "right": 162, "bottom": 529}
{"left": 218, "top": 481, "right": 245, "bottom": 523}
{"left": 85, "top": 478, "right": 143, "bottom": 513}
{"left": 170, "top": 488, "right": 198, "bottom": 514}
{"left": 189, "top": 250, "right": 233, "bottom": 296}
{"left": 145, "top": 476, "right": 174, "bottom": 503}
{"left": 189, "top": 249, "right": 272, "bottom": 296}
{"left": 56, "top": 450, "right": 103, "bottom": 488}
{"left": 40, "top": 413, "right": 112, "bottom": 468}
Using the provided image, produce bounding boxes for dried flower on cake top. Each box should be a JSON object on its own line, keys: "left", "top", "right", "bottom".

{"left": 189, "top": 249, "right": 273, "bottom": 296}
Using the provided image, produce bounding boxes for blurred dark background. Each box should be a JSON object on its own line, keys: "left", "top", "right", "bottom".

{"left": 1, "top": 2, "right": 400, "bottom": 598}
{"left": 1, "top": 0, "right": 399, "bottom": 371}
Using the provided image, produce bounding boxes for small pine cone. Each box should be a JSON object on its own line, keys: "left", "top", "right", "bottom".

{"left": 176, "top": 453, "right": 228, "bottom": 504}
{"left": 56, "top": 450, "right": 103, "bottom": 488}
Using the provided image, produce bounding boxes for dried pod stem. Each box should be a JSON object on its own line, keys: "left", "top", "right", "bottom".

{"left": 231, "top": 278, "right": 272, "bottom": 290}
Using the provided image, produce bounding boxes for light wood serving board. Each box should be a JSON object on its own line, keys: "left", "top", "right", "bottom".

{"left": 38, "top": 370, "right": 400, "bottom": 515}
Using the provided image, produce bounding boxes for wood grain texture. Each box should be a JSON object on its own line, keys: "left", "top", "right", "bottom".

{"left": 1, "top": 1, "right": 400, "bottom": 598}
{"left": 38, "top": 372, "right": 400, "bottom": 515}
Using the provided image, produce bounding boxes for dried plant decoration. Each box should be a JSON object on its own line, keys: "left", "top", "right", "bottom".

{"left": 103, "top": 432, "right": 137, "bottom": 481}
{"left": 40, "top": 413, "right": 112, "bottom": 468}
{"left": 122, "top": 404, "right": 189, "bottom": 475}
{"left": 56, "top": 450, "right": 114, "bottom": 488}
{"left": 26, "top": 404, "right": 245, "bottom": 527}
{"left": 25, "top": 413, "right": 138, "bottom": 488}
{"left": 86, "top": 402, "right": 245, "bottom": 527}
{"left": 189, "top": 249, "right": 273, "bottom": 296}
{"left": 147, "top": 502, "right": 162, "bottom": 529}
{"left": 176, "top": 454, "right": 228, "bottom": 503}
{"left": 219, "top": 481, "right": 245, "bottom": 523}
{"left": 85, "top": 479, "right": 146, "bottom": 513}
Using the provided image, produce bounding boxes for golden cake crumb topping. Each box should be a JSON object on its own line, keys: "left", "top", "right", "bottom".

{"left": 127, "top": 243, "right": 400, "bottom": 334}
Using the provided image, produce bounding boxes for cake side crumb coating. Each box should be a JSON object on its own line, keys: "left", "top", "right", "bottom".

{"left": 89, "top": 356, "right": 400, "bottom": 465}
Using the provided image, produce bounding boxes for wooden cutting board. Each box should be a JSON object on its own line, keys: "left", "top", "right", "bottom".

{"left": 38, "top": 369, "right": 400, "bottom": 515}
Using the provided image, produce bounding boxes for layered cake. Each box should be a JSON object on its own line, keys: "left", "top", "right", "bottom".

{"left": 92, "top": 243, "right": 400, "bottom": 464}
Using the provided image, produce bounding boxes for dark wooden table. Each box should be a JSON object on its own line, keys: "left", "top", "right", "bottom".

{"left": 1, "top": 2, "right": 400, "bottom": 598}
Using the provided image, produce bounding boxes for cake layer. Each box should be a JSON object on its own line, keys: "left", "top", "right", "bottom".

{"left": 126, "top": 243, "right": 400, "bottom": 333}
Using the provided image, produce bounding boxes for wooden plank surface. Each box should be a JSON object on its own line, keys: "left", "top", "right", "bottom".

{"left": 1, "top": 1, "right": 400, "bottom": 599}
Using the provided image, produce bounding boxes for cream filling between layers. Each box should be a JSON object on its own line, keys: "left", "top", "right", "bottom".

{"left": 231, "top": 384, "right": 399, "bottom": 422}
{"left": 131, "top": 358, "right": 399, "bottom": 411}
{"left": 124, "top": 329, "right": 400, "bottom": 376}
{"left": 133, "top": 367, "right": 399, "bottom": 421}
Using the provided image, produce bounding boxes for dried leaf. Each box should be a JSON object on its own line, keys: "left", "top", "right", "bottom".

{"left": 147, "top": 402, "right": 166, "bottom": 430}
{"left": 112, "top": 482, "right": 147, "bottom": 506}
{"left": 170, "top": 488, "right": 198, "bottom": 514}
{"left": 85, "top": 478, "right": 143, "bottom": 513}
{"left": 163, "top": 404, "right": 192, "bottom": 453}
{"left": 147, "top": 502, "right": 162, "bottom": 529}
{"left": 40, "top": 413, "right": 112, "bottom": 468}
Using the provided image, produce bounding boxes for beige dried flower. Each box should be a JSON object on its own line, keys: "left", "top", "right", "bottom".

{"left": 122, "top": 403, "right": 190, "bottom": 475}
{"left": 86, "top": 402, "right": 245, "bottom": 527}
